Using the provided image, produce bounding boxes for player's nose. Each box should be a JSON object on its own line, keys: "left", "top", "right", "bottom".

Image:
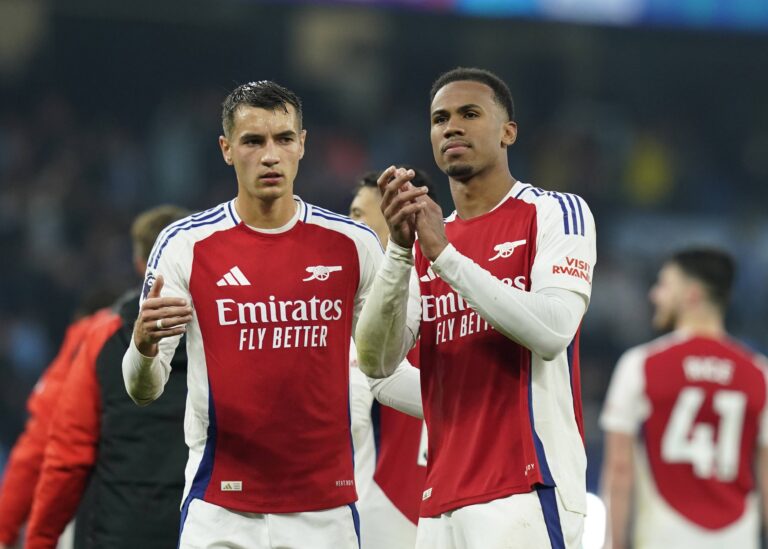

{"left": 443, "top": 120, "right": 465, "bottom": 139}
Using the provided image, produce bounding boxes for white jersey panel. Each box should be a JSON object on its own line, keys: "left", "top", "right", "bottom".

{"left": 514, "top": 183, "right": 596, "bottom": 302}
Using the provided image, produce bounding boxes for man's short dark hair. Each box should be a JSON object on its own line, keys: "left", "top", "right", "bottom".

{"left": 669, "top": 248, "right": 736, "bottom": 310}
{"left": 359, "top": 167, "right": 438, "bottom": 201}
{"left": 221, "top": 81, "right": 303, "bottom": 137}
{"left": 131, "top": 205, "right": 191, "bottom": 263}
{"left": 430, "top": 67, "right": 515, "bottom": 122}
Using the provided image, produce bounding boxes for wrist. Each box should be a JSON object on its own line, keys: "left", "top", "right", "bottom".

{"left": 386, "top": 238, "right": 414, "bottom": 264}
{"left": 425, "top": 239, "right": 449, "bottom": 262}
{"left": 134, "top": 333, "right": 158, "bottom": 358}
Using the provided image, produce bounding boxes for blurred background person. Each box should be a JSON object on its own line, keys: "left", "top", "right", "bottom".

{"left": 0, "top": 297, "right": 114, "bottom": 549}
{"left": 600, "top": 249, "right": 768, "bottom": 549}
{"left": 349, "top": 168, "right": 435, "bottom": 549}
{"left": 23, "top": 205, "right": 190, "bottom": 549}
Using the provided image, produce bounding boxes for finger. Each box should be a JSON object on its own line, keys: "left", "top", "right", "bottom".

{"left": 141, "top": 297, "right": 189, "bottom": 310}
{"left": 376, "top": 166, "right": 396, "bottom": 194}
{"left": 142, "top": 305, "right": 193, "bottom": 319}
{"left": 151, "top": 326, "right": 188, "bottom": 340}
{"left": 153, "top": 315, "right": 193, "bottom": 330}
{"left": 148, "top": 274, "right": 164, "bottom": 299}
{"left": 379, "top": 168, "right": 409, "bottom": 210}
{"left": 382, "top": 188, "right": 430, "bottom": 219}
{"left": 389, "top": 202, "right": 425, "bottom": 228}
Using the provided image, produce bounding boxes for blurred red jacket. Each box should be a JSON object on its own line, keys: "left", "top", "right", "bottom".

{"left": 0, "top": 311, "right": 108, "bottom": 546}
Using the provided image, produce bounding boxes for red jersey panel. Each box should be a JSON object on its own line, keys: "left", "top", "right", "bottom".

{"left": 643, "top": 336, "right": 767, "bottom": 529}
{"left": 189, "top": 221, "right": 360, "bottom": 512}
{"left": 372, "top": 345, "right": 426, "bottom": 524}
{"left": 415, "top": 198, "right": 543, "bottom": 517}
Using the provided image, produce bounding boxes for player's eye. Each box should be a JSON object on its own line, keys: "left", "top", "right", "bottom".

{"left": 433, "top": 115, "right": 447, "bottom": 125}
{"left": 279, "top": 136, "right": 294, "bottom": 144}
{"left": 464, "top": 111, "right": 479, "bottom": 119}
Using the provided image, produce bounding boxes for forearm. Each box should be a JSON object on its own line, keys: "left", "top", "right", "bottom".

{"left": 368, "top": 360, "right": 423, "bottom": 419}
{"left": 758, "top": 447, "right": 768, "bottom": 530}
{"left": 432, "top": 244, "right": 585, "bottom": 360}
{"left": 122, "top": 339, "right": 169, "bottom": 405}
{"left": 601, "top": 432, "right": 635, "bottom": 549}
{"left": 606, "top": 476, "right": 633, "bottom": 549}
{"left": 355, "top": 241, "right": 417, "bottom": 378}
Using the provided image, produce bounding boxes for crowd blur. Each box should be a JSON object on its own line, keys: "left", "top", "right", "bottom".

{"left": 1, "top": 2, "right": 767, "bottom": 489}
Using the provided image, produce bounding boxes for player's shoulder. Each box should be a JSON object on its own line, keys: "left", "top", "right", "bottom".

{"left": 304, "top": 199, "right": 383, "bottom": 252}
{"left": 512, "top": 182, "right": 592, "bottom": 236}
{"left": 148, "top": 200, "right": 240, "bottom": 269}
{"left": 617, "top": 332, "right": 689, "bottom": 368}
{"left": 719, "top": 334, "right": 766, "bottom": 361}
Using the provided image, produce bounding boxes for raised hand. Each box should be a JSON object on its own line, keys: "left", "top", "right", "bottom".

{"left": 378, "top": 166, "right": 430, "bottom": 249}
{"left": 133, "top": 275, "right": 192, "bottom": 356}
{"left": 415, "top": 195, "right": 449, "bottom": 262}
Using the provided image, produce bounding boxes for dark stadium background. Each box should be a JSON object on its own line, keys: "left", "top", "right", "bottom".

{"left": 1, "top": 0, "right": 767, "bottom": 525}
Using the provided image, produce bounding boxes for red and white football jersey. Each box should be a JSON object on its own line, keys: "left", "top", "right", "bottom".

{"left": 601, "top": 332, "right": 768, "bottom": 548}
{"left": 412, "top": 182, "right": 595, "bottom": 517}
{"left": 143, "top": 196, "right": 382, "bottom": 517}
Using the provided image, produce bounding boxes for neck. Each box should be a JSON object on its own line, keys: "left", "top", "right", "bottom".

{"left": 449, "top": 164, "right": 516, "bottom": 220}
{"left": 675, "top": 307, "right": 726, "bottom": 338}
{"left": 235, "top": 193, "right": 297, "bottom": 229}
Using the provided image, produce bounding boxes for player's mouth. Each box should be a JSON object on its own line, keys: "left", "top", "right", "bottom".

{"left": 259, "top": 172, "right": 283, "bottom": 184}
{"left": 442, "top": 140, "right": 471, "bottom": 154}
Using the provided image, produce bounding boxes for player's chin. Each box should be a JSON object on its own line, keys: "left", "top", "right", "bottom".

{"left": 651, "top": 311, "right": 674, "bottom": 333}
{"left": 253, "top": 184, "right": 287, "bottom": 199}
{"left": 445, "top": 162, "right": 475, "bottom": 181}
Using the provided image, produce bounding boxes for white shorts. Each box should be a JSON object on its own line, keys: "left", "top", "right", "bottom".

{"left": 415, "top": 487, "right": 584, "bottom": 549}
{"left": 358, "top": 480, "right": 417, "bottom": 549}
{"left": 178, "top": 498, "right": 361, "bottom": 549}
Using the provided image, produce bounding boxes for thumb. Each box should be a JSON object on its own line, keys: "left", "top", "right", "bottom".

{"left": 148, "top": 274, "right": 164, "bottom": 298}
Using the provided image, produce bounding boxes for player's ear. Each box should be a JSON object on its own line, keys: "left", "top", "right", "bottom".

{"left": 501, "top": 120, "right": 517, "bottom": 148}
{"left": 219, "top": 135, "right": 233, "bottom": 165}
{"left": 298, "top": 129, "right": 307, "bottom": 160}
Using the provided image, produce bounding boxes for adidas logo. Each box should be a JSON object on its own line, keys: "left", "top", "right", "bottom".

{"left": 489, "top": 240, "right": 526, "bottom": 261}
{"left": 217, "top": 266, "right": 251, "bottom": 287}
{"left": 221, "top": 481, "right": 242, "bottom": 492}
{"left": 303, "top": 265, "right": 342, "bottom": 282}
{"left": 420, "top": 266, "right": 437, "bottom": 282}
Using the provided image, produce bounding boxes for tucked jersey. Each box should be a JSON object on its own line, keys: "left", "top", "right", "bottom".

{"left": 600, "top": 332, "right": 768, "bottom": 548}
{"left": 413, "top": 182, "right": 595, "bottom": 517}
{"left": 144, "top": 196, "right": 382, "bottom": 516}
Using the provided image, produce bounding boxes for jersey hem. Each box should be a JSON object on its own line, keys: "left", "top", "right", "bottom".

{"left": 201, "top": 493, "right": 358, "bottom": 515}
{"left": 419, "top": 482, "right": 540, "bottom": 517}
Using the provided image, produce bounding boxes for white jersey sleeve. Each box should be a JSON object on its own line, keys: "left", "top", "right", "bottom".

{"left": 367, "top": 358, "right": 423, "bottom": 419}
{"left": 756, "top": 356, "right": 768, "bottom": 447}
{"left": 122, "top": 227, "right": 192, "bottom": 404}
{"left": 529, "top": 191, "right": 596, "bottom": 303}
{"left": 350, "top": 223, "right": 385, "bottom": 333}
{"left": 600, "top": 346, "right": 650, "bottom": 435}
{"left": 355, "top": 240, "right": 419, "bottom": 378}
